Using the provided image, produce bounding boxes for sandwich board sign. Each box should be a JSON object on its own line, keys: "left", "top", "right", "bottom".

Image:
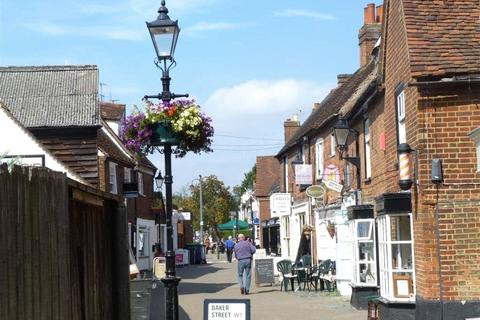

{"left": 204, "top": 299, "right": 251, "bottom": 320}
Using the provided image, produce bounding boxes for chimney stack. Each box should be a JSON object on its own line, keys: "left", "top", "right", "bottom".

{"left": 337, "top": 74, "right": 353, "bottom": 86}
{"left": 364, "top": 3, "right": 375, "bottom": 24}
{"left": 284, "top": 117, "right": 300, "bottom": 143}
{"left": 359, "top": 3, "right": 382, "bottom": 67}
{"left": 312, "top": 103, "right": 321, "bottom": 112}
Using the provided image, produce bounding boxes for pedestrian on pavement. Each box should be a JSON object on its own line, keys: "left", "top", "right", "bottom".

{"left": 225, "top": 236, "right": 235, "bottom": 263}
{"left": 204, "top": 236, "right": 210, "bottom": 255}
{"left": 234, "top": 233, "right": 256, "bottom": 295}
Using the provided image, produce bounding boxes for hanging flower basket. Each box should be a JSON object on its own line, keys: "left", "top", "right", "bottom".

{"left": 120, "top": 99, "right": 214, "bottom": 158}
{"left": 149, "top": 121, "right": 179, "bottom": 146}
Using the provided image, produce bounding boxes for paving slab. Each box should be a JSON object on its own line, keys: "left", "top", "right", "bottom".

{"left": 161, "top": 253, "right": 368, "bottom": 320}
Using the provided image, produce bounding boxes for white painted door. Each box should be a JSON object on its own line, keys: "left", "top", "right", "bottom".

{"left": 136, "top": 218, "right": 156, "bottom": 271}
{"left": 335, "top": 222, "right": 354, "bottom": 296}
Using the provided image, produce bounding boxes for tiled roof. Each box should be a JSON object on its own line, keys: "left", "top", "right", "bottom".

{"left": 277, "top": 59, "right": 376, "bottom": 156}
{"left": 403, "top": 0, "right": 480, "bottom": 78}
{"left": 100, "top": 102, "right": 125, "bottom": 121}
{"left": 255, "top": 156, "right": 280, "bottom": 197}
{"left": 139, "top": 157, "right": 157, "bottom": 170}
{"left": 0, "top": 65, "right": 100, "bottom": 128}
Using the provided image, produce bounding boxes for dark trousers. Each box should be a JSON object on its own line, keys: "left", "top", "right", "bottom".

{"left": 226, "top": 248, "right": 233, "bottom": 262}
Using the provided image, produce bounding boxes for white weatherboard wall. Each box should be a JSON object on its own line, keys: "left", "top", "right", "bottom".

{"left": 0, "top": 105, "right": 85, "bottom": 183}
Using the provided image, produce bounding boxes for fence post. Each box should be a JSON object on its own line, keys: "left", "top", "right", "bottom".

{"left": 113, "top": 201, "right": 130, "bottom": 320}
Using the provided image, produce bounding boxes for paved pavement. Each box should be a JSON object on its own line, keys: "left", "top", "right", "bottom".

{"left": 131, "top": 253, "right": 367, "bottom": 320}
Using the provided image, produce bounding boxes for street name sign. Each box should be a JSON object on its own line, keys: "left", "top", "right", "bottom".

{"left": 204, "top": 299, "right": 251, "bottom": 320}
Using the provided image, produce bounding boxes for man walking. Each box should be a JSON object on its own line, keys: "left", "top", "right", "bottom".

{"left": 225, "top": 236, "right": 235, "bottom": 263}
{"left": 234, "top": 234, "right": 256, "bottom": 295}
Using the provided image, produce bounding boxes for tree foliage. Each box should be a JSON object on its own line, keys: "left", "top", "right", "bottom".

{"left": 178, "top": 175, "right": 236, "bottom": 238}
{"left": 232, "top": 164, "right": 256, "bottom": 205}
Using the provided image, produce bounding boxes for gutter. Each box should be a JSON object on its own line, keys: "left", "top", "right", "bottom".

{"left": 408, "top": 77, "right": 480, "bottom": 88}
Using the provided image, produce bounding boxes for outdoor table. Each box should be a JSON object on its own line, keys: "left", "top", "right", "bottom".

{"left": 293, "top": 266, "right": 313, "bottom": 291}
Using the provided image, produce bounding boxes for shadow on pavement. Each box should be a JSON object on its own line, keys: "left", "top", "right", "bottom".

{"left": 149, "top": 283, "right": 192, "bottom": 320}
{"left": 176, "top": 263, "right": 224, "bottom": 280}
{"left": 179, "top": 282, "right": 236, "bottom": 295}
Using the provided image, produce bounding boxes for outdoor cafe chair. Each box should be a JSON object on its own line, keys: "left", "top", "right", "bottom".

{"left": 276, "top": 259, "right": 297, "bottom": 291}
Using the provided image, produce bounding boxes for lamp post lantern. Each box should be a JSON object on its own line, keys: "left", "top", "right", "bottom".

{"left": 145, "top": 2, "right": 187, "bottom": 319}
{"left": 333, "top": 117, "right": 361, "bottom": 195}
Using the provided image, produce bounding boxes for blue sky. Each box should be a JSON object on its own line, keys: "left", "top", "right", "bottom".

{"left": 0, "top": 0, "right": 370, "bottom": 193}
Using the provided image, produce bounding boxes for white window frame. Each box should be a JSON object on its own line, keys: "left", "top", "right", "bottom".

{"left": 377, "top": 213, "right": 415, "bottom": 302}
{"left": 364, "top": 118, "right": 372, "bottom": 179}
{"left": 284, "top": 216, "right": 290, "bottom": 239}
{"left": 469, "top": 128, "right": 480, "bottom": 172}
{"left": 298, "top": 213, "right": 305, "bottom": 234}
{"left": 397, "top": 90, "right": 406, "bottom": 144}
{"left": 124, "top": 167, "right": 132, "bottom": 183}
{"left": 330, "top": 133, "right": 336, "bottom": 157}
{"left": 109, "top": 162, "right": 117, "bottom": 194}
{"left": 138, "top": 172, "right": 144, "bottom": 196}
{"left": 284, "top": 156, "right": 289, "bottom": 193}
{"left": 345, "top": 162, "right": 351, "bottom": 187}
{"left": 352, "top": 219, "right": 377, "bottom": 286}
{"left": 315, "top": 138, "right": 324, "bottom": 180}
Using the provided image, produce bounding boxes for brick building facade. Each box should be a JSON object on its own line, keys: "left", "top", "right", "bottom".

{"left": 257, "top": 1, "right": 480, "bottom": 318}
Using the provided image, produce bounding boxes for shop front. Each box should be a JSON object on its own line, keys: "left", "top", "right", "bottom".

{"left": 375, "top": 192, "right": 416, "bottom": 320}
{"left": 347, "top": 205, "right": 378, "bottom": 309}
{"left": 261, "top": 218, "right": 281, "bottom": 256}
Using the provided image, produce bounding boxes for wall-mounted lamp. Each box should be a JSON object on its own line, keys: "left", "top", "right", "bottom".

{"left": 333, "top": 118, "right": 360, "bottom": 167}
{"left": 398, "top": 143, "right": 413, "bottom": 190}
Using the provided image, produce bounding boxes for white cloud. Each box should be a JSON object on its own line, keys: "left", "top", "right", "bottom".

{"left": 202, "top": 79, "right": 331, "bottom": 136}
{"left": 24, "top": 22, "right": 145, "bottom": 41}
{"left": 183, "top": 21, "right": 248, "bottom": 35}
{"left": 274, "top": 9, "right": 335, "bottom": 20}
{"left": 205, "top": 79, "right": 329, "bottom": 117}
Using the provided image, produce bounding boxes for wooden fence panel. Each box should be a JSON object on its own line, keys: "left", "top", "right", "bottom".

{"left": 0, "top": 166, "right": 120, "bottom": 320}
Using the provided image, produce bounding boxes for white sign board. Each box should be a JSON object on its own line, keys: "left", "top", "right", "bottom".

{"left": 253, "top": 249, "right": 267, "bottom": 259}
{"left": 180, "top": 212, "right": 191, "bottom": 220}
{"left": 323, "top": 180, "right": 343, "bottom": 193}
{"left": 174, "top": 211, "right": 191, "bottom": 221}
{"left": 204, "top": 300, "right": 250, "bottom": 320}
{"left": 295, "top": 164, "right": 313, "bottom": 185}
{"left": 270, "top": 193, "right": 291, "bottom": 216}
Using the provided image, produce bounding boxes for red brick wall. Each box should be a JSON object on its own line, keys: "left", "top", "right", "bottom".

{"left": 415, "top": 87, "right": 480, "bottom": 301}
{"left": 383, "top": 0, "right": 480, "bottom": 302}
{"left": 258, "top": 198, "right": 271, "bottom": 248}
{"left": 349, "top": 96, "right": 387, "bottom": 204}
{"left": 126, "top": 171, "right": 155, "bottom": 223}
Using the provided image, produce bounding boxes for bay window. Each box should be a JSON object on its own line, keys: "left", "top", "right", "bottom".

{"left": 352, "top": 219, "right": 377, "bottom": 286}
{"left": 378, "top": 213, "right": 415, "bottom": 301}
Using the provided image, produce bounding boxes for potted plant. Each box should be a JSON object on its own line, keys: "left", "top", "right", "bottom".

{"left": 120, "top": 99, "right": 214, "bottom": 158}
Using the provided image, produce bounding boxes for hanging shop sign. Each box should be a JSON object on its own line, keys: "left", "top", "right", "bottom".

{"left": 323, "top": 180, "right": 343, "bottom": 193}
{"left": 270, "top": 193, "right": 291, "bottom": 215}
{"left": 323, "top": 164, "right": 340, "bottom": 183}
{"left": 295, "top": 164, "right": 313, "bottom": 185}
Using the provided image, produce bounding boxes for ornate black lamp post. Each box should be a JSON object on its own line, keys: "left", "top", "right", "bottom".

{"left": 145, "top": 2, "right": 188, "bottom": 319}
